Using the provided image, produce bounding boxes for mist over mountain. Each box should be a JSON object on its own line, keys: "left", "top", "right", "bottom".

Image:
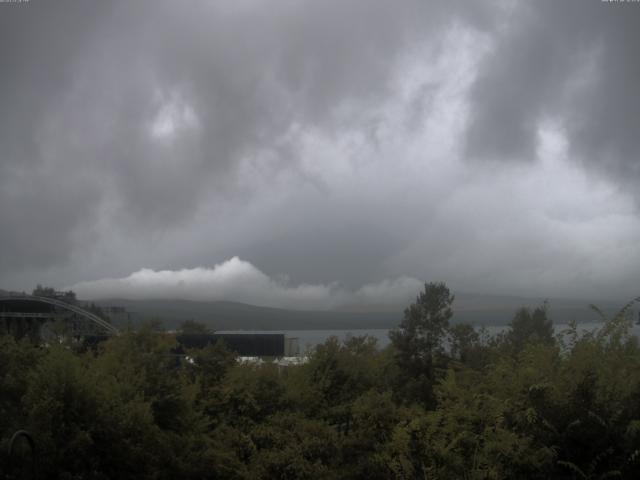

{"left": 94, "top": 293, "right": 624, "bottom": 331}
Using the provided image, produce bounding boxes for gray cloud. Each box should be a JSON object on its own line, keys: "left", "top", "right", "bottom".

{"left": 1, "top": 0, "right": 639, "bottom": 303}
{"left": 465, "top": 0, "right": 640, "bottom": 180}
{"left": 0, "top": 0, "right": 465, "bottom": 269}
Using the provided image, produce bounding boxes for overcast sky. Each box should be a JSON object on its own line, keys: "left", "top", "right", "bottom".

{"left": 1, "top": 0, "right": 639, "bottom": 308}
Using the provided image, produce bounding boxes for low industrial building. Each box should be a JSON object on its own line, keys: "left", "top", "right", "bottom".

{"left": 176, "top": 333, "right": 300, "bottom": 357}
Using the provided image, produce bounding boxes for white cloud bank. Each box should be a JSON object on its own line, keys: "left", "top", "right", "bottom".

{"left": 68, "top": 256, "right": 424, "bottom": 310}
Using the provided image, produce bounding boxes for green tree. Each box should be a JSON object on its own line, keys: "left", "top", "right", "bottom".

{"left": 509, "top": 302, "right": 554, "bottom": 350}
{"left": 179, "top": 319, "right": 212, "bottom": 334}
{"left": 0, "top": 334, "right": 43, "bottom": 469}
{"left": 192, "top": 339, "right": 236, "bottom": 386}
{"left": 341, "top": 390, "right": 413, "bottom": 479}
{"left": 249, "top": 412, "right": 340, "bottom": 480}
{"left": 448, "top": 323, "right": 482, "bottom": 364}
{"left": 389, "top": 282, "right": 454, "bottom": 405}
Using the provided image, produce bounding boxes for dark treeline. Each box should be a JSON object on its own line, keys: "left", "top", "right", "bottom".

{"left": 2, "top": 283, "right": 640, "bottom": 479}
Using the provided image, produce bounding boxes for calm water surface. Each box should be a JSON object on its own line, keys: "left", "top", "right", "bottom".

{"left": 219, "top": 322, "right": 640, "bottom": 353}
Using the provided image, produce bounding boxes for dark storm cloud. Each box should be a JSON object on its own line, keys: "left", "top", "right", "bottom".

{"left": 2, "top": 0, "right": 640, "bottom": 303}
{"left": 465, "top": 0, "right": 640, "bottom": 180}
{"left": 0, "top": 1, "right": 111, "bottom": 269}
{"left": 0, "top": 0, "right": 478, "bottom": 275}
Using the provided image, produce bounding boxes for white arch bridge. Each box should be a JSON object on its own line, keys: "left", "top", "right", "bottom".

{"left": 0, "top": 294, "right": 119, "bottom": 337}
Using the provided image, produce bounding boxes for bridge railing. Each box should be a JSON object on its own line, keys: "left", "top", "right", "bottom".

{"left": 2, "top": 295, "right": 119, "bottom": 335}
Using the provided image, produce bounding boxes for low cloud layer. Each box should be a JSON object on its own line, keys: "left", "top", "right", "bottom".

{"left": 68, "top": 257, "right": 423, "bottom": 311}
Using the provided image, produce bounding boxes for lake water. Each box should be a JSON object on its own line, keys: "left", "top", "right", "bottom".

{"left": 219, "top": 322, "right": 640, "bottom": 353}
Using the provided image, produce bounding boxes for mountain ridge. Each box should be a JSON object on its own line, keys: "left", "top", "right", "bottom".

{"left": 92, "top": 294, "right": 627, "bottom": 330}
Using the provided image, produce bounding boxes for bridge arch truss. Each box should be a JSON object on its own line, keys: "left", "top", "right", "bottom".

{"left": 0, "top": 294, "right": 119, "bottom": 337}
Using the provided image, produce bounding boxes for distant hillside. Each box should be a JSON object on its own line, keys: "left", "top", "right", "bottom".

{"left": 94, "top": 299, "right": 401, "bottom": 330}
{"left": 92, "top": 294, "right": 628, "bottom": 330}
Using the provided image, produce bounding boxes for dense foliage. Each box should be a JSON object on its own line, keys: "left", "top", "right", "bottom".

{"left": 2, "top": 284, "right": 640, "bottom": 479}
